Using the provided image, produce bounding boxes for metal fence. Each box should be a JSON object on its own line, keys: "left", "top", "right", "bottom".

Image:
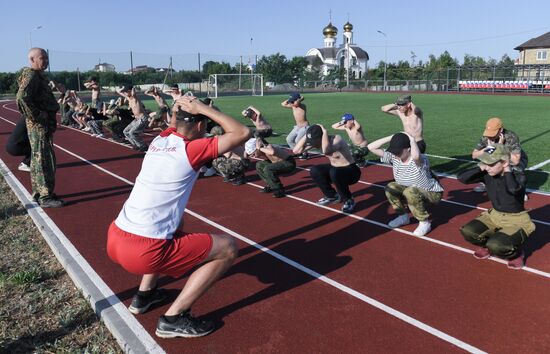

{"left": 302, "top": 65, "right": 550, "bottom": 94}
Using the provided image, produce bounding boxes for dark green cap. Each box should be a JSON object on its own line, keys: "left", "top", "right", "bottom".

{"left": 395, "top": 95, "right": 412, "bottom": 105}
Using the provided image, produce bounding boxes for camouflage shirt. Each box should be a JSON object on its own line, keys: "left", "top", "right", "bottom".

{"left": 16, "top": 67, "right": 59, "bottom": 124}
{"left": 476, "top": 128, "right": 522, "bottom": 154}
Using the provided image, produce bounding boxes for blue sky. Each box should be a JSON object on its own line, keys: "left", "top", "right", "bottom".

{"left": 2, "top": 0, "right": 550, "bottom": 72}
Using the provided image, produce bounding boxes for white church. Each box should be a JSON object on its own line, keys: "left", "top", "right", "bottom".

{"left": 306, "top": 21, "right": 369, "bottom": 79}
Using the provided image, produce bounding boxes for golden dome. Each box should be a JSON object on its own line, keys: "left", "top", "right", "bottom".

{"left": 323, "top": 22, "right": 338, "bottom": 37}
{"left": 343, "top": 22, "right": 353, "bottom": 32}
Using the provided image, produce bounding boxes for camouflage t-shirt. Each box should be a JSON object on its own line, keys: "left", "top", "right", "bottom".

{"left": 16, "top": 67, "right": 59, "bottom": 126}
{"left": 475, "top": 128, "right": 522, "bottom": 154}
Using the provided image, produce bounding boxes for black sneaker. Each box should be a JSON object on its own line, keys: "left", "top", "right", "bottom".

{"left": 342, "top": 198, "right": 356, "bottom": 213}
{"left": 299, "top": 152, "right": 309, "bottom": 160}
{"left": 259, "top": 186, "right": 273, "bottom": 193}
{"left": 39, "top": 197, "right": 65, "bottom": 208}
{"left": 272, "top": 189, "right": 286, "bottom": 198}
{"left": 156, "top": 311, "right": 215, "bottom": 338}
{"left": 231, "top": 176, "right": 246, "bottom": 185}
{"left": 128, "top": 288, "right": 167, "bottom": 314}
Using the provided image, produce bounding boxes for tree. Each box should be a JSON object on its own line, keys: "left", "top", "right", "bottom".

{"left": 202, "top": 61, "right": 235, "bottom": 76}
{"left": 256, "top": 53, "right": 293, "bottom": 83}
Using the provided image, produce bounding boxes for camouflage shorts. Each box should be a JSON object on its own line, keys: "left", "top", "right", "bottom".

{"left": 351, "top": 145, "right": 369, "bottom": 163}
{"left": 213, "top": 157, "right": 250, "bottom": 179}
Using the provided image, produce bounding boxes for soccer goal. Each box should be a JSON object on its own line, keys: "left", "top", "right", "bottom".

{"left": 207, "top": 74, "right": 264, "bottom": 98}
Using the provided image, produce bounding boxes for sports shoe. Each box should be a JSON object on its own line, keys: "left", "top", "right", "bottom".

{"left": 272, "top": 189, "right": 286, "bottom": 198}
{"left": 413, "top": 220, "right": 431, "bottom": 236}
{"left": 342, "top": 198, "right": 356, "bottom": 213}
{"left": 317, "top": 195, "right": 340, "bottom": 206}
{"left": 39, "top": 197, "right": 65, "bottom": 208}
{"left": 203, "top": 167, "right": 217, "bottom": 177}
{"left": 156, "top": 310, "right": 215, "bottom": 338}
{"left": 524, "top": 194, "right": 529, "bottom": 202}
{"left": 473, "top": 184, "right": 486, "bottom": 192}
{"left": 128, "top": 288, "right": 167, "bottom": 314}
{"left": 473, "top": 247, "right": 490, "bottom": 260}
{"left": 18, "top": 162, "right": 31, "bottom": 172}
{"left": 507, "top": 251, "right": 525, "bottom": 270}
{"left": 299, "top": 152, "right": 309, "bottom": 160}
{"left": 230, "top": 176, "right": 246, "bottom": 185}
{"left": 388, "top": 213, "right": 410, "bottom": 228}
{"left": 260, "top": 186, "right": 273, "bottom": 193}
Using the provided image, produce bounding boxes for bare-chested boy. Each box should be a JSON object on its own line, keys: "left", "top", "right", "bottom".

{"left": 242, "top": 105, "right": 272, "bottom": 140}
{"left": 331, "top": 113, "right": 369, "bottom": 167}
{"left": 281, "top": 92, "right": 309, "bottom": 153}
{"left": 117, "top": 85, "right": 149, "bottom": 152}
{"left": 293, "top": 124, "right": 361, "bottom": 213}
{"left": 145, "top": 86, "right": 170, "bottom": 130}
{"left": 255, "top": 138, "right": 296, "bottom": 198}
{"left": 84, "top": 76, "right": 101, "bottom": 110}
{"left": 381, "top": 95, "right": 426, "bottom": 153}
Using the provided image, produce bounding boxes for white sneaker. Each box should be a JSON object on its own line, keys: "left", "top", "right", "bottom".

{"left": 524, "top": 194, "right": 529, "bottom": 202}
{"left": 473, "top": 184, "right": 486, "bottom": 192}
{"left": 203, "top": 167, "right": 217, "bottom": 177}
{"left": 17, "top": 162, "right": 31, "bottom": 172}
{"left": 413, "top": 221, "right": 432, "bottom": 236}
{"left": 388, "top": 214, "right": 410, "bottom": 228}
{"left": 199, "top": 166, "right": 207, "bottom": 173}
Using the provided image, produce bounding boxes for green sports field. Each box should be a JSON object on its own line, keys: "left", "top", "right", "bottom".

{"left": 144, "top": 92, "right": 550, "bottom": 192}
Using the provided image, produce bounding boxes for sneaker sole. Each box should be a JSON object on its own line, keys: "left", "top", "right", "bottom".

{"left": 317, "top": 199, "right": 341, "bottom": 206}
{"left": 155, "top": 328, "right": 213, "bottom": 338}
{"left": 128, "top": 297, "right": 166, "bottom": 315}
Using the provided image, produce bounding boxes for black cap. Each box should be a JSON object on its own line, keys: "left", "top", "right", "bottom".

{"left": 175, "top": 109, "right": 208, "bottom": 123}
{"left": 304, "top": 125, "right": 322, "bottom": 147}
{"left": 120, "top": 84, "right": 133, "bottom": 92}
{"left": 89, "top": 76, "right": 98, "bottom": 82}
{"left": 387, "top": 133, "right": 411, "bottom": 155}
{"left": 170, "top": 83, "right": 179, "bottom": 90}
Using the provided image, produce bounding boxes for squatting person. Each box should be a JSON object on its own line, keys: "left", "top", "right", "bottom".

{"left": 331, "top": 113, "right": 369, "bottom": 167}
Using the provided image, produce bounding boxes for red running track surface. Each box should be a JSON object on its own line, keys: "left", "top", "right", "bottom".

{"left": 1, "top": 101, "right": 550, "bottom": 353}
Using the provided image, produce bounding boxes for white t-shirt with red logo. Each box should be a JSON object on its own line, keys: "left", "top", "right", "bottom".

{"left": 115, "top": 129, "right": 218, "bottom": 239}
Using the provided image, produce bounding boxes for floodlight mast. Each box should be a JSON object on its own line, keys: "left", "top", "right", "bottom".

{"left": 377, "top": 30, "right": 388, "bottom": 91}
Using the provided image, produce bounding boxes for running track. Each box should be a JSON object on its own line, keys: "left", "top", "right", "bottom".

{"left": 1, "top": 101, "right": 550, "bottom": 353}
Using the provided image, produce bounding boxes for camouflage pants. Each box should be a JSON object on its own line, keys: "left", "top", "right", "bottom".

{"left": 104, "top": 117, "right": 131, "bottom": 140}
{"left": 384, "top": 182, "right": 442, "bottom": 221}
{"left": 26, "top": 121, "right": 56, "bottom": 201}
{"left": 213, "top": 157, "right": 250, "bottom": 179}
{"left": 460, "top": 209, "right": 535, "bottom": 259}
{"left": 351, "top": 145, "right": 369, "bottom": 165}
{"left": 256, "top": 158, "right": 296, "bottom": 190}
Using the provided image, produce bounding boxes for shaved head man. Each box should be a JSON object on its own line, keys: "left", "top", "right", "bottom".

{"left": 15, "top": 47, "right": 64, "bottom": 207}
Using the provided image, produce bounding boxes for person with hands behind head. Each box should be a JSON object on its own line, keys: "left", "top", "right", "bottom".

{"left": 83, "top": 76, "right": 101, "bottom": 110}
{"left": 331, "top": 113, "right": 369, "bottom": 167}
{"left": 281, "top": 92, "right": 309, "bottom": 155}
{"left": 368, "top": 132, "right": 443, "bottom": 236}
{"left": 294, "top": 124, "right": 360, "bottom": 213}
{"left": 107, "top": 93, "right": 250, "bottom": 339}
{"left": 242, "top": 105, "right": 272, "bottom": 140}
{"left": 458, "top": 143, "right": 534, "bottom": 270}
{"left": 117, "top": 85, "right": 149, "bottom": 152}
{"left": 381, "top": 95, "right": 426, "bottom": 153}
{"left": 255, "top": 137, "right": 296, "bottom": 198}
{"left": 471, "top": 117, "right": 528, "bottom": 194}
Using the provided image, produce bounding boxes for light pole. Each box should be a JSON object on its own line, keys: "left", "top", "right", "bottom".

{"left": 29, "top": 26, "right": 43, "bottom": 48}
{"left": 377, "top": 30, "right": 387, "bottom": 91}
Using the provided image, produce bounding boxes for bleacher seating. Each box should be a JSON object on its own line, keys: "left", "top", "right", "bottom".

{"left": 458, "top": 80, "right": 549, "bottom": 91}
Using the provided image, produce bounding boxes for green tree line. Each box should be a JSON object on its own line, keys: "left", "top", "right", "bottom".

{"left": 0, "top": 51, "right": 520, "bottom": 94}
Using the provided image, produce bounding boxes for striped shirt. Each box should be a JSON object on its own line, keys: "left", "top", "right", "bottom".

{"left": 381, "top": 151, "right": 444, "bottom": 192}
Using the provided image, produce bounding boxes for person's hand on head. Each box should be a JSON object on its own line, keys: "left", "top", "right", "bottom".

{"left": 175, "top": 94, "right": 203, "bottom": 115}
{"left": 497, "top": 131, "right": 505, "bottom": 144}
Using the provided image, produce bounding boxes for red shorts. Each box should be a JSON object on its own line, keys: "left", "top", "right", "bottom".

{"left": 107, "top": 221, "right": 213, "bottom": 278}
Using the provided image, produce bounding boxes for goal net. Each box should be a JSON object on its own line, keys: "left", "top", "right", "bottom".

{"left": 207, "top": 74, "right": 264, "bottom": 98}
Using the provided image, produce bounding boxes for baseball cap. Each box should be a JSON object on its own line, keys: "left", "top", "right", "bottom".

{"left": 395, "top": 95, "right": 412, "bottom": 105}
{"left": 287, "top": 92, "right": 301, "bottom": 103}
{"left": 483, "top": 117, "right": 503, "bottom": 137}
{"left": 386, "top": 133, "right": 411, "bottom": 155}
{"left": 170, "top": 83, "right": 179, "bottom": 90}
{"left": 175, "top": 109, "right": 208, "bottom": 122}
{"left": 120, "top": 85, "right": 133, "bottom": 92}
{"left": 477, "top": 144, "right": 510, "bottom": 165}
{"left": 341, "top": 113, "right": 354, "bottom": 122}
{"left": 304, "top": 124, "right": 322, "bottom": 147}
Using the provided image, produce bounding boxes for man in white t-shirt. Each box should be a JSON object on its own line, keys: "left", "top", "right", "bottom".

{"left": 368, "top": 132, "right": 444, "bottom": 236}
{"left": 107, "top": 95, "right": 250, "bottom": 338}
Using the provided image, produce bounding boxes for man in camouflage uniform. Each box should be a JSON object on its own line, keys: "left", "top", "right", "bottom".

{"left": 16, "top": 48, "right": 64, "bottom": 207}
{"left": 471, "top": 117, "right": 528, "bottom": 193}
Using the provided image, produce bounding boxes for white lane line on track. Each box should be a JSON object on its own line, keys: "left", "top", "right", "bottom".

{"left": 0, "top": 112, "right": 489, "bottom": 353}
{"left": 186, "top": 209, "right": 487, "bottom": 354}
{"left": 529, "top": 158, "right": 550, "bottom": 170}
